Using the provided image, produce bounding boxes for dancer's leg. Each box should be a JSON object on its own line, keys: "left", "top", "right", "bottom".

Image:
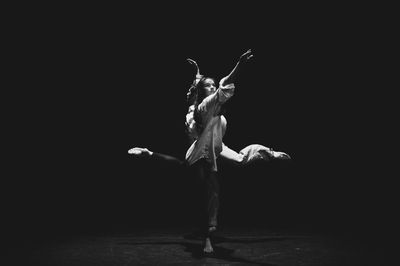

{"left": 221, "top": 143, "right": 291, "bottom": 166}
{"left": 128, "top": 147, "right": 184, "bottom": 167}
{"left": 151, "top": 152, "right": 185, "bottom": 167}
{"left": 193, "top": 159, "right": 219, "bottom": 253}
{"left": 205, "top": 169, "right": 219, "bottom": 230}
{"left": 220, "top": 144, "right": 245, "bottom": 165}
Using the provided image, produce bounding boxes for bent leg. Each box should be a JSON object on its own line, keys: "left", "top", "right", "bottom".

{"left": 239, "top": 144, "right": 291, "bottom": 162}
{"left": 220, "top": 144, "right": 245, "bottom": 165}
{"left": 221, "top": 143, "right": 291, "bottom": 166}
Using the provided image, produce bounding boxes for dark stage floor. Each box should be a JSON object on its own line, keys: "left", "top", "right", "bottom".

{"left": 8, "top": 226, "right": 386, "bottom": 266}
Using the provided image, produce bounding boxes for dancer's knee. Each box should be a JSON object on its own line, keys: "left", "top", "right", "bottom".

{"left": 234, "top": 154, "right": 245, "bottom": 165}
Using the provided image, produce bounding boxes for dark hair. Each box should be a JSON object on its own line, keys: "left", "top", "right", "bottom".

{"left": 186, "top": 76, "right": 206, "bottom": 106}
{"left": 191, "top": 77, "right": 225, "bottom": 135}
{"left": 186, "top": 76, "right": 227, "bottom": 136}
{"left": 193, "top": 77, "right": 211, "bottom": 105}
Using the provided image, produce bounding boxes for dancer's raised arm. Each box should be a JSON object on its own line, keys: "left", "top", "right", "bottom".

{"left": 187, "top": 58, "right": 203, "bottom": 84}
{"left": 186, "top": 58, "right": 204, "bottom": 104}
{"left": 220, "top": 49, "right": 253, "bottom": 86}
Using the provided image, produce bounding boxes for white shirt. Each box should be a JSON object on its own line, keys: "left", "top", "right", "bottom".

{"left": 185, "top": 79, "right": 235, "bottom": 171}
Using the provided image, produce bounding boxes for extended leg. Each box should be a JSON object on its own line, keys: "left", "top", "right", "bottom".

{"left": 220, "top": 143, "right": 291, "bottom": 166}
{"left": 128, "top": 147, "right": 184, "bottom": 167}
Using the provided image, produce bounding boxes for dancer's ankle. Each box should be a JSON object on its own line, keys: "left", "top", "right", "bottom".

{"left": 208, "top": 226, "right": 217, "bottom": 234}
{"left": 203, "top": 237, "right": 214, "bottom": 253}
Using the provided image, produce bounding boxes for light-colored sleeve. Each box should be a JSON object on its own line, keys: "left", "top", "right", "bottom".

{"left": 185, "top": 105, "right": 197, "bottom": 140}
{"left": 217, "top": 78, "right": 235, "bottom": 104}
{"left": 198, "top": 79, "right": 235, "bottom": 113}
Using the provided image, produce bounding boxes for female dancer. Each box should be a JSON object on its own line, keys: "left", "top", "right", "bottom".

{"left": 128, "top": 49, "right": 290, "bottom": 254}
{"left": 129, "top": 51, "right": 290, "bottom": 165}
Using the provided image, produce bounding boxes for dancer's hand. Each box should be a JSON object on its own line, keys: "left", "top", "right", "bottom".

{"left": 239, "top": 49, "right": 254, "bottom": 63}
{"left": 272, "top": 151, "right": 291, "bottom": 160}
{"left": 220, "top": 49, "right": 253, "bottom": 86}
{"left": 187, "top": 58, "right": 201, "bottom": 78}
{"left": 187, "top": 58, "right": 198, "bottom": 67}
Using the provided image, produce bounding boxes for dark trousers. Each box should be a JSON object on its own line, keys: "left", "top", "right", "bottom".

{"left": 151, "top": 152, "right": 185, "bottom": 167}
{"left": 149, "top": 153, "right": 219, "bottom": 231}
{"left": 192, "top": 159, "right": 219, "bottom": 229}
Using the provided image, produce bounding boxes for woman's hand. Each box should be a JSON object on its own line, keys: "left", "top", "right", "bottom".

{"left": 239, "top": 49, "right": 254, "bottom": 63}
{"left": 221, "top": 49, "right": 254, "bottom": 86}
{"left": 187, "top": 58, "right": 201, "bottom": 77}
{"left": 187, "top": 58, "right": 198, "bottom": 67}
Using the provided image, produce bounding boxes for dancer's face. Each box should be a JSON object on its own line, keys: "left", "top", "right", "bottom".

{"left": 203, "top": 78, "right": 216, "bottom": 97}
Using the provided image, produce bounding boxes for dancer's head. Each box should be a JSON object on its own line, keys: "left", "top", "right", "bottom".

{"left": 200, "top": 77, "right": 217, "bottom": 97}
{"left": 186, "top": 76, "right": 217, "bottom": 135}
{"left": 187, "top": 76, "right": 217, "bottom": 106}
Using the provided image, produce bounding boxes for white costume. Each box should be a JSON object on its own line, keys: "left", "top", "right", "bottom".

{"left": 185, "top": 80, "right": 275, "bottom": 172}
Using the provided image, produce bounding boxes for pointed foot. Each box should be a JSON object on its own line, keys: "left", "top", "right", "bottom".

{"left": 128, "top": 147, "right": 151, "bottom": 157}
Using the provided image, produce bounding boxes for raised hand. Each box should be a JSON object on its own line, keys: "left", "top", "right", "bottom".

{"left": 187, "top": 58, "right": 198, "bottom": 67}
{"left": 239, "top": 49, "right": 254, "bottom": 63}
{"left": 187, "top": 58, "right": 201, "bottom": 77}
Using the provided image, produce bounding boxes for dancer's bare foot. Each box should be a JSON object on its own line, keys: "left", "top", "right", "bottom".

{"left": 203, "top": 226, "right": 216, "bottom": 253}
{"left": 272, "top": 151, "right": 291, "bottom": 160}
{"left": 203, "top": 237, "right": 214, "bottom": 253}
{"left": 128, "top": 147, "right": 153, "bottom": 157}
{"left": 260, "top": 148, "right": 291, "bottom": 161}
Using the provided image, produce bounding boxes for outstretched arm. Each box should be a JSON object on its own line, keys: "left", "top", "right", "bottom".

{"left": 220, "top": 49, "right": 254, "bottom": 86}
{"left": 186, "top": 58, "right": 204, "bottom": 104}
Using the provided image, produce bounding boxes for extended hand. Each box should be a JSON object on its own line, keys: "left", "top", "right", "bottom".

{"left": 239, "top": 49, "right": 254, "bottom": 63}
{"left": 187, "top": 58, "right": 198, "bottom": 67}
{"left": 187, "top": 58, "right": 201, "bottom": 77}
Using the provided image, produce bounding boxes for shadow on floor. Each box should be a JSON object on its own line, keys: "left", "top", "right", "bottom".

{"left": 117, "top": 234, "right": 294, "bottom": 265}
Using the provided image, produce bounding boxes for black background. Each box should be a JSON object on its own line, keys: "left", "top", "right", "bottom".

{"left": 6, "top": 3, "right": 394, "bottom": 247}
